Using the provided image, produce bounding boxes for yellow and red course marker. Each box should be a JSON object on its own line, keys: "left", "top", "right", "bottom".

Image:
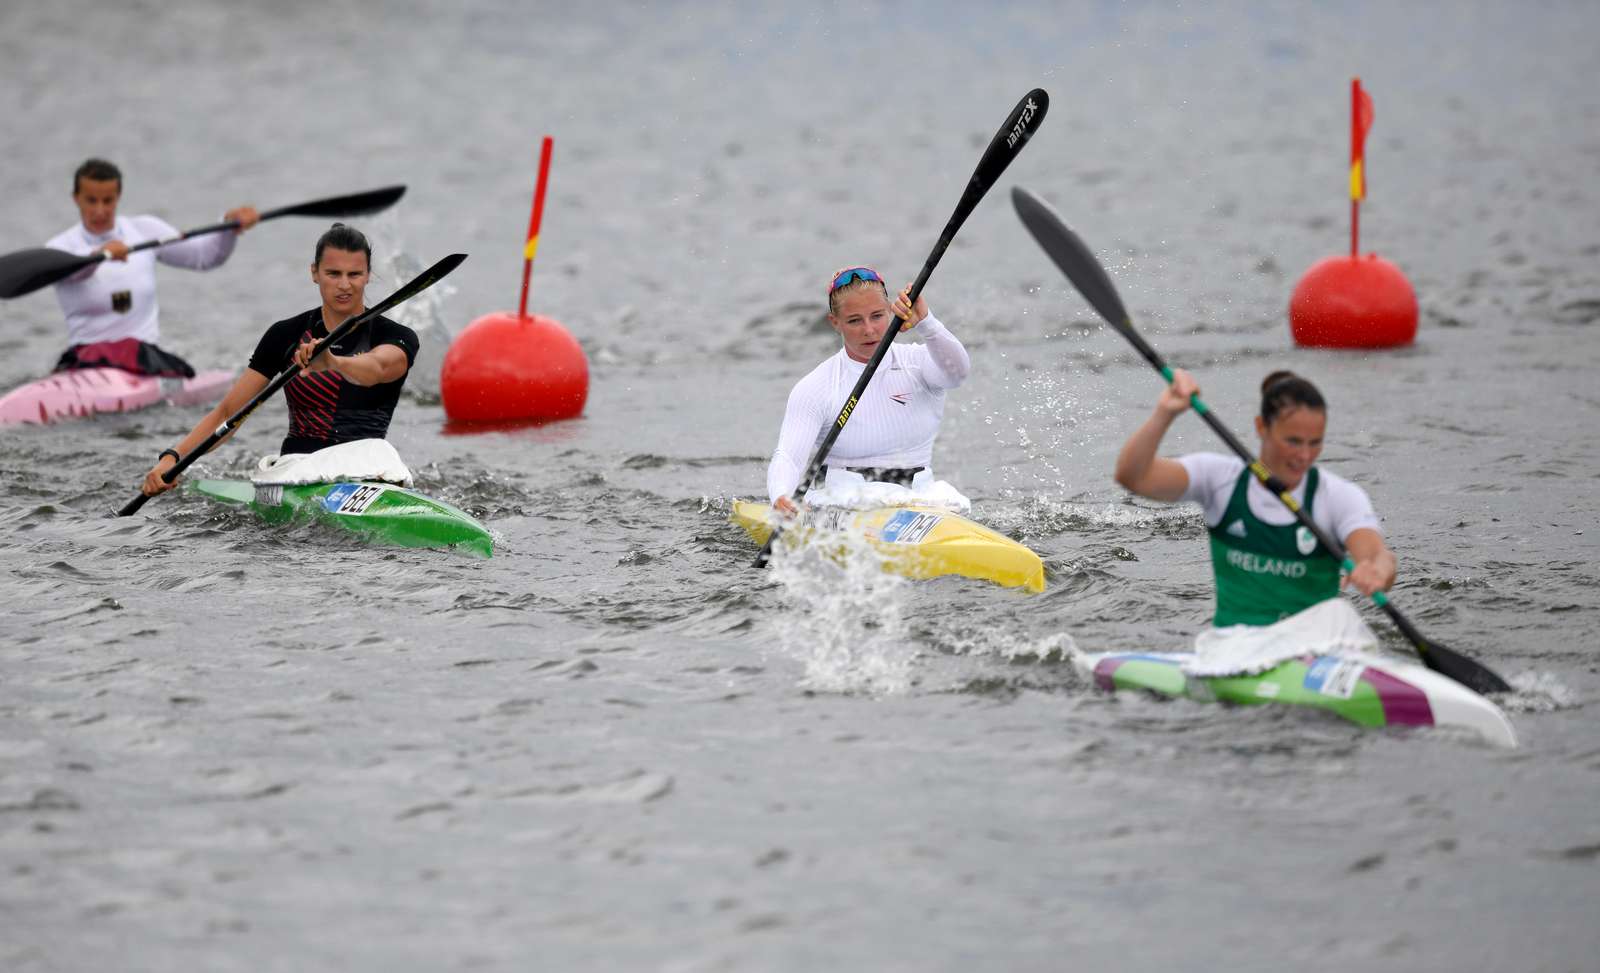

{"left": 442, "top": 136, "right": 590, "bottom": 424}
{"left": 1289, "top": 77, "right": 1417, "bottom": 349}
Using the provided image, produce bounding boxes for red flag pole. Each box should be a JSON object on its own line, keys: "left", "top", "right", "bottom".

{"left": 518, "top": 136, "right": 555, "bottom": 321}
{"left": 1350, "top": 79, "right": 1359, "bottom": 257}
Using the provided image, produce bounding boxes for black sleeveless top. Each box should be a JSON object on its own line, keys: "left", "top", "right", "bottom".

{"left": 246, "top": 307, "right": 419, "bottom": 455}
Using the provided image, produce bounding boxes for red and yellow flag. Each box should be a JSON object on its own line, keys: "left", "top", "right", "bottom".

{"left": 1350, "top": 78, "right": 1375, "bottom": 200}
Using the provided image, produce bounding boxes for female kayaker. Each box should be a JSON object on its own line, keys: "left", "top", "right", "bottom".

{"left": 767, "top": 267, "right": 970, "bottom": 514}
{"left": 48, "top": 158, "right": 259, "bottom": 377}
{"left": 1114, "top": 369, "right": 1396, "bottom": 628}
{"left": 139, "top": 223, "right": 419, "bottom": 496}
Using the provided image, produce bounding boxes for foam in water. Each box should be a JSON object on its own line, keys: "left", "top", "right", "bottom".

{"left": 1502, "top": 670, "right": 1581, "bottom": 713}
{"left": 373, "top": 242, "right": 459, "bottom": 399}
{"left": 765, "top": 523, "right": 914, "bottom": 695}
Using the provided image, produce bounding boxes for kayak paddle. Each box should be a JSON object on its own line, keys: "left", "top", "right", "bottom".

{"left": 1011, "top": 186, "right": 1512, "bottom": 695}
{"left": 754, "top": 88, "right": 1050, "bottom": 568}
{"left": 0, "top": 185, "right": 407, "bottom": 299}
{"left": 116, "top": 251, "right": 466, "bottom": 517}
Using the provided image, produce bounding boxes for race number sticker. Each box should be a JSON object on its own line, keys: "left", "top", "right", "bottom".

{"left": 810, "top": 507, "right": 854, "bottom": 532}
{"left": 1303, "top": 656, "right": 1366, "bottom": 699}
{"left": 880, "top": 509, "right": 942, "bottom": 545}
{"left": 321, "top": 483, "right": 384, "bottom": 516}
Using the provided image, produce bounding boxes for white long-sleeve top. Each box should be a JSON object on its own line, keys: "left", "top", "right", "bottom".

{"left": 46, "top": 215, "right": 239, "bottom": 346}
{"left": 767, "top": 314, "right": 970, "bottom": 501}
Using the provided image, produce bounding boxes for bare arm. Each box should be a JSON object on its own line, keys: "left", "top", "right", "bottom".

{"left": 1343, "top": 527, "right": 1396, "bottom": 596}
{"left": 140, "top": 369, "right": 272, "bottom": 495}
{"left": 1113, "top": 368, "right": 1199, "bottom": 502}
{"left": 296, "top": 342, "right": 409, "bottom": 387}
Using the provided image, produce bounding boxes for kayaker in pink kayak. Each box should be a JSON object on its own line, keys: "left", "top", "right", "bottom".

{"left": 47, "top": 158, "right": 259, "bottom": 377}
{"left": 767, "top": 266, "right": 971, "bottom": 515}
{"left": 1114, "top": 369, "right": 1398, "bottom": 627}
{"left": 139, "top": 223, "right": 418, "bottom": 497}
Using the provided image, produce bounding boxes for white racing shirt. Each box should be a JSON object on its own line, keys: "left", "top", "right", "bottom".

{"left": 767, "top": 314, "right": 970, "bottom": 501}
{"left": 1177, "top": 452, "right": 1382, "bottom": 542}
{"left": 46, "top": 215, "right": 239, "bottom": 346}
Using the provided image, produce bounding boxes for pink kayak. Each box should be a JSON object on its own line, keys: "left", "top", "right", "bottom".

{"left": 0, "top": 368, "right": 235, "bottom": 426}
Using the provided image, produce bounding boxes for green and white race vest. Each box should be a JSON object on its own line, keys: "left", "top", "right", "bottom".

{"left": 1207, "top": 467, "right": 1341, "bottom": 627}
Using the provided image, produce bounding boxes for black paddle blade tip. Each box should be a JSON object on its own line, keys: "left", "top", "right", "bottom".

{"left": 1427, "top": 642, "right": 1514, "bottom": 695}
{"left": 358, "top": 185, "right": 407, "bottom": 213}
{"left": 1011, "top": 186, "right": 1132, "bottom": 329}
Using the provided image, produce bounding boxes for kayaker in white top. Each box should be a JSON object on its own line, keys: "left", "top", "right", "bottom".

{"left": 768, "top": 266, "right": 970, "bottom": 514}
{"left": 46, "top": 158, "right": 259, "bottom": 375}
{"left": 1114, "top": 369, "right": 1399, "bottom": 671}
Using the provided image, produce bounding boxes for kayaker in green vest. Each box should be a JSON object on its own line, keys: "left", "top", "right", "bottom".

{"left": 1114, "top": 369, "right": 1396, "bottom": 629}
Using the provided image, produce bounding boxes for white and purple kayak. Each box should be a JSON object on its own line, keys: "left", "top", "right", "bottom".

{"left": 1076, "top": 650, "right": 1517, "bottom": 747}
{"left": 0, "top": 367, "right": 234, "bottom": 426}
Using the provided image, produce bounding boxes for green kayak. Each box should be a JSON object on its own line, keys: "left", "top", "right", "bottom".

{"left": 192, "top": 479, "right": 493, "bottom": 557}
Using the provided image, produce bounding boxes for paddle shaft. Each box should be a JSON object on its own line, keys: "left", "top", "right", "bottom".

{"left": 0, "top": 185, "right": 406, "bottom": 299}
{"left": 1147, "top": 355, "right": 1494, "bottom": 683}
{"left": 1010, "top": 186, "right": 1511, "bottom": 694}
{"left": 81, "top": 192, "right": 396, "bottom": 265}
{"left": 754, "top": 88, "right": 1050, "bottom": 568}
{"left": 116, "top": 251, "right": 467, "bottom": 517}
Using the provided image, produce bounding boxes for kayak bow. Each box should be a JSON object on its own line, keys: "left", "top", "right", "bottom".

{"left": 1078, "top": 650, "right": 1516, "bottom": 747}
{"left": 193, "top": 478, "right": 492, "bottom": 557}
{"left": 733, "top": 500, "right": 1044, "bottom": 593}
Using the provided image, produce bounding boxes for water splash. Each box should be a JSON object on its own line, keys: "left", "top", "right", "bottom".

{"left": 766, "top": 525, "right": 914, "bottom": 695}
{"left": 374, "top": 244, "right": 459, "bottom": 399}
{"left": 1502, "top": 670, "right": 1582, "bottom": 713}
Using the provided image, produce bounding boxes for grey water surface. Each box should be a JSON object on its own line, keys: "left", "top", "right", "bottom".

{"left": 2, "top": 2, "right": 1598, "bottom": 970}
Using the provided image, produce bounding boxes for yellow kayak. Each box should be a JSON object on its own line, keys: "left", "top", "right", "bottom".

{"left": 731, "top": 500, "right": 1045, "bottom": 593}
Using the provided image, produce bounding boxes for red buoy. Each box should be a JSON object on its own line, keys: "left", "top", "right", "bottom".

{"left": 440, "top": 312, "right": 588, "bottom": 422}
{"left": 438, "top": 135, "right": 589, "bottom": 424}
{"left": 1289, "top": 254, "right": 1417, "bottom": 348}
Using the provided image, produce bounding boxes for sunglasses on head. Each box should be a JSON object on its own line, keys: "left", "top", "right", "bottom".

{"left": 829, "top": 267, "right": 883, "bottom": 292}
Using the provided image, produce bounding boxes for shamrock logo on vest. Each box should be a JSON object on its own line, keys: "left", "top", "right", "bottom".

{"left": 1295, "top": 525, "right": 1317, "bottom": 556}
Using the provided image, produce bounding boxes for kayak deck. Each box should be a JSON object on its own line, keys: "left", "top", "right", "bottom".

{"left": 1078, "top": 650, "right": 1516, "bottom": 747}
{"left": 192, "top": 478, "right": 493, "bottom": 557}
{"left": 732, "top": 500, "right": 1044, "bottom": 593}
{"left": 0, "top": 367, "right": 234, "bottom": 426}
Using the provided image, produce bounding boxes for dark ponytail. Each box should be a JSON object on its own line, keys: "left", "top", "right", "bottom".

{"left": 1260, "top": 371, "right": 1325, "bottom": 425}
{"left": 313, "top": 222, "right": 372, "bottom": 267}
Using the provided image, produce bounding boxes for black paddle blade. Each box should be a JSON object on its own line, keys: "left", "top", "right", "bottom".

{"left": 1382, "top": 603, "right": 1513, "bottom": 694}
{"left": 373, "top": 251, "right": 465, "bottom": 311}
{"left": 1427, "top": 641, "right": 1514, "bottom": 695}
{"left": 966, "top": 89, "right": 1049, "bottom": 208}
{"left": 264, "top": 185, "right": 407, "bottom": 220}
{"left": 931, "top": 90, "right": 1050, "bottom": 266}
{"left": 1011, "top": 186, "right": 1132, "bottom": 332}
{"left": 0, "top": 247, "right": 98, "bottom": 299}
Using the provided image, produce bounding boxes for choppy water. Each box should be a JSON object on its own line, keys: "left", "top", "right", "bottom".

{"left": 3, "top": 1, "right": 1599, "bottom": 970}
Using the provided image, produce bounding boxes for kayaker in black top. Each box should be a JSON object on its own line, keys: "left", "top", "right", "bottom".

{"left": 138, "top": 224, "right": 418, "bottom": 497}
{"left": 247, "top": 306, "right": 417, "bottom": 455}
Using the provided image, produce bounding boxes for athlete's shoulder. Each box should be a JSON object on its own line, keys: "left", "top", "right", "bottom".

{"left": 1179, "top": 451, "right": 1245, "bottom": 479}
{"left": 45, "top": 224, "right": 84, "bottom": 251}
{"left": 1313, "top": 465, "right": 1374, "bottom": 505}
{"left": 789, "top": 352, "right": 839, "bottom": 395}
{"left": 371, "top": 314, "right": 418, "bottom": 342}
{"left": 124, "top": 214, "right": 179, "bottom": 239}
{"left": 263, "top": 307, "right": 320, "bottom": 336}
